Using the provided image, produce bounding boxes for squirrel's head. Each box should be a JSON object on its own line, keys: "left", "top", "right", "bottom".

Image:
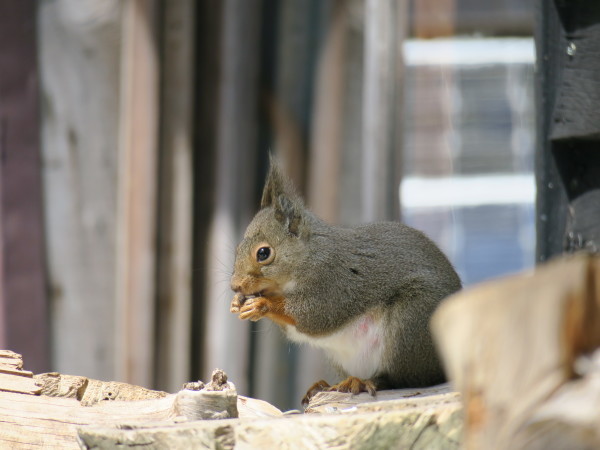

{"left": 231, "top": 158, "right": 309, "bottom": 301}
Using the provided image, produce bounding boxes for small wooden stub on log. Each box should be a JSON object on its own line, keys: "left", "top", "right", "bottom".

{"left": 431, "top": 253, "right": 600, "bottom": 450}
{"left": 173, "top": 368, "right": 239, "bottom": 420}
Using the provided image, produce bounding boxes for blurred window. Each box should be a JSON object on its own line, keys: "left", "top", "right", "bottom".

{"left": 401, "top": 37, "right": 536, "bottom": 286}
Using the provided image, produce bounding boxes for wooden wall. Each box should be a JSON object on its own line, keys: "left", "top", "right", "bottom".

{"left": 0, "top": 0, "right": 535, "bottom": 413}
{"left": 38, "top": 0, "right": 195, "bottom": 391}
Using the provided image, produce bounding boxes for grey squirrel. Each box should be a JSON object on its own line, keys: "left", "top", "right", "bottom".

{"left": 230, "top": 159, "right": 461, "bottom": 404}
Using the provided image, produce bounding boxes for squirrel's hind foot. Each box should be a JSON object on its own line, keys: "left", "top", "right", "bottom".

{"left": 301, "top": 376, "right": 377, "bottom": 406}
{"left": 301, "top": 379, "right": 331, "bottom": 406}
{"left": 328, "top": 376, "right": 376, "bottom": 396}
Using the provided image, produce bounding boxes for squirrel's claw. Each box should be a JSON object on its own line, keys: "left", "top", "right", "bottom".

{"left": 301, "top": 379, "right": 331, "bottom": 406}
{"left": 327, "top": 376, "right": 377, "bottom": 396}
{"left": 238, "top": 296, "right": 269, "bottom": 321}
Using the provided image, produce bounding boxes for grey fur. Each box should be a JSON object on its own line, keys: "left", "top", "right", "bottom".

{"left": 232, "top": 160, "right": 461, "bottom": 388}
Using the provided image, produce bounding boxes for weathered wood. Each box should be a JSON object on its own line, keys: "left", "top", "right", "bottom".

{"left": 78, "top": 391, "right": 462, "bottom": 449}
{"left": 115, "top": 0, "right": 159, "bottom": 387}
{"left": 0, "top": 353, "right": 281, "bottom": 448}
{"left": 305, "top": 383, "right": 455, "bottom": 414}
{"left": 307, "top": 0, "right": 346, "bottom": 224}
{"left": 361, "top": 0, "right": 405, "bottom": 222}
{"left": 203, "top": 0, "right": 262, "bottom": 394}
{"left": 0, "top": 350, "right": 24, "bottom": 370}
{"left": 0, "top": 0, "right": 49, "bottom": 374}
{"left": 431, "top": 253, "right": 600, "bottom": 449}
{"left": 154, "top": 0, "right": 196, "bottom": 393}
{"left": 34, "top": 372, "right": 166, "bottom": 405}
{"left": 0, "top": 374, "right": 41, "bottom": 396}
{"left": 513, "top": 348, "right": 600, "bottom": 450}
{"left": 174, "top": 369, "right": 238, "bottom": 420}
{"left": 1, "top": 349, "right": 462, "bottom": 448}
{"left": 535, "top": 1, "right": 600, "bottom": 260}
{"left": 39, "top": 0, "right": 122, "bottom": 380}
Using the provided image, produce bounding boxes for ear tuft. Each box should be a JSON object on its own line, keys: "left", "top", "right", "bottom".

{"left": 260, "top": 155, "right": 305, "bottom": 236}
{"left": 260, "top": 154, "right": 301, "bottom": 209}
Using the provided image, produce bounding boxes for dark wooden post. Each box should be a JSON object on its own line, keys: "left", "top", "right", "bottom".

{"left": 535, "top": 1, "right": 600, "bottom": 261}
{"left": 0, "top": 1, "right": 49, "bottom": 372}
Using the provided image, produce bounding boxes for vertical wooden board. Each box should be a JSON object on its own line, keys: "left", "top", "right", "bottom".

{"left": 39, "top": 0, "right": 122, "bottom": 380}
{"left": 339, "top": 0, "right": 366, "bottom": 227}
{"left": 254, "top": 0, "right": 326, "bottom": 411}
{"left": 361, "top": 0, "right": 405, "bottom": 222}
{"left": 115, "top": 0, "right": 159, "bottom": 388}
{"left": 155, "top": 0, "right": 196, "bottom": 392}
{"left": 203, "top": 0, "right": 262, "bottom": 396}
{"left": 307, "top": 0, "right": 345, "bottom": 225}
{"left": 191, "top": 0, "right": 222, "bottom": 384}
{"left": 0, "top": 1, "right": 47, "bottom": 373}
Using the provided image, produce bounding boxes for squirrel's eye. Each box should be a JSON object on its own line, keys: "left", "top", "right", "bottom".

{"left": 256, "top": 246, "right": 271, "bottom": 263}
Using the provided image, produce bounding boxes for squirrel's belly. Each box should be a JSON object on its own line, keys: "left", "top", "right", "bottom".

{"left": 284, "top": 311, "right": 385, "bottom": 380}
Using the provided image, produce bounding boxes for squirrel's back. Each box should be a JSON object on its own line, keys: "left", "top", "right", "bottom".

{"left": 285, "top": 217, "right": 461, "bottom": 337}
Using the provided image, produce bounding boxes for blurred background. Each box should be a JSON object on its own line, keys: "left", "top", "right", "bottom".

{"left": 0, "top": 0, "right": 535, "bottom": 411}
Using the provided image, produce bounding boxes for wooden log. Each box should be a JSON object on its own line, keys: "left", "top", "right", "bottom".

{"left": 78, "top": 392, "right": 462, "bottom": 449}
{"left": 1, "top": 349, "right": 461, "bottom": 448}
{"left": 0, "top": 353, "right": 281, "bottom": 448}
{"left": 431, "top": 253, "right": 600, "bottom": 449}
{"left": 0, "top": 349, "right": 40, "bottom": 395}
{"left": 304, "top": 383, "right": 455, "bottom": 414}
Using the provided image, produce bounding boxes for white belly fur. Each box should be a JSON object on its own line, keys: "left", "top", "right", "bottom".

{"left": 284, "top": 310, "right": 385, "bottom": 380}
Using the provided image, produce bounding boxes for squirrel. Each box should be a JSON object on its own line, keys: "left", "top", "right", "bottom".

{"left": 230, "top": 159, "right": 461, "bottom": 405}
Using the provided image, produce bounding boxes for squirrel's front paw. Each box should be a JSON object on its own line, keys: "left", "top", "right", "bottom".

{"left": 238, "top": 296, "right": 269, "bottom": 321}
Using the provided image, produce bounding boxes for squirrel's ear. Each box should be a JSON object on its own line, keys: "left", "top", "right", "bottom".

{"left": 260, "top": 155, "right": 300, "bottom": 209}
{"left": 274, "top": 195, "right": 304, "bottom": 237}
{"left": 260, "top": 156, "right": 305, "bottom": 236}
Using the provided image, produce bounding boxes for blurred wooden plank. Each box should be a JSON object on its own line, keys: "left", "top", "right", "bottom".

{"left": 432, "top": 253, "right": 600, "bottom": 449}
{"left": 115, "top": 0, "right": 159, "bottom": 387}
{"left": 39, "top": 0, "right": 122, "bottom": 380}
{"left": 155, "top": 0, "right": 195, "bottom": 393}
{"left": 0, "top": 0, "right": 49, "bottom": 374}
{"left": 307, "top": 0, "right": 345, "bottom": 225}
